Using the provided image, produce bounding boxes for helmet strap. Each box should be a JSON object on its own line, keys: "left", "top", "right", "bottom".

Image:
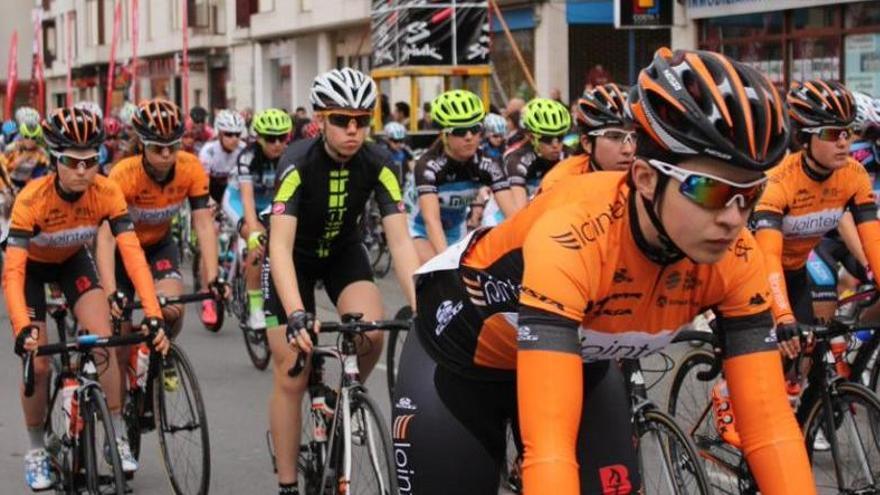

{"left": 630, "top": 173, "right": 685, "bottom": 265}
{"left": 803, "top": 142, "right": 834, "bottom": 178}
{"left": 142, "top": 152, "right": 175, "bottom": 183}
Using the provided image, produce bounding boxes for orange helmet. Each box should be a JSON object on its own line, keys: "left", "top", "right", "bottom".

{"left": 42, "top": 107, "right": 104, "bottom": 152}
{"left": 787, "top": 79, "right": 856, "bottom": 129}
{"left": 131, "top": 99, "right": 184, "bottom": 144}
{"left": 630, "top": 47, "right": 789, "bottom": 172}
{"left": 575, "top": 83, "right": 630, "bottom": 130}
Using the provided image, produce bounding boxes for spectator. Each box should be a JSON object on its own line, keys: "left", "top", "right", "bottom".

{"left": 550, "top": 88, "right": 567, "bottom": 108}
{"left": 393, "top": 101, "right": 411, "bottom": 126}
{"left": 504, "top": 97, "right": 526, "bottom": 118}
{"left": 380, "top": 94, "right": 392, "bottom": 125}
{"left": 418, "top": 102, "right": 440, "bottom": 130}
{"left": 295, "top": 107, "right": 308, "bottom": 120}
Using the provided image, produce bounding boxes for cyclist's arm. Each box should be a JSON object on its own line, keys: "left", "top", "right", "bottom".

{"left": 752, "top": 198, "right": 794, "bottom": 323}
{"left": 510, "top": 186, "right": 529, "bottom": 210}
{"left": 2, "top": 200, "right": 35, "bottom": 335}
{"left": 374, "top": 164, "right": 418, "bottom": 308}
{"left": 503, "top": 154, "right": 529, "bottom": 210}
{"left": 517, "top": 212, "right": 596, "bottom": 495}
{"left": 848, "top": 173, "right": 880, "bottom": 279}
{"left": 483, "top": 157, "right": 518, "bottom": 217}
{"left": 94, "top": 221, "right": 118, "bottom": 294}
{"left": 192, "top": 208, "right": 219, "bottom": 284}
{"left": 270, "top": 166, "right": 307, "bottom": 315}
{"left": 418, "top": 193, "right": 447, "bottom": 253}
{"left": 837, "top": 211, "right": 868, "bottom": 266}
{"left": 493, "top": 188, "right": 519, "bottom": 217}
{"left": 715, "top": 238, "right": 815, "bottom": 494}
{"left": 110, "top": 213, "right": 162, "bottom": 319}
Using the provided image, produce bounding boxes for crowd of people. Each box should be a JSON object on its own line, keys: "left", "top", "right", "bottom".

{"left": 2, "top": 44, "right": 880, "bottom": 495}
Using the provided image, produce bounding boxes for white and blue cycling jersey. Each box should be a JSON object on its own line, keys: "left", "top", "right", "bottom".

{"left": 406, "top": 144, "right": 509, "bottom": 243}
{"left": 222, "top": 142, "right": 280, "bottom": 227}
{"left": 482, "top": 142, "right": 563, "bottom": 227}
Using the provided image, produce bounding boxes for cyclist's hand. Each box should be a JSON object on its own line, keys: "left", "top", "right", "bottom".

{"left": 209, "top": 276, "right": 231, "bottom": 301}
{"left": 107, "top": 290, "right": 128, "bottom": 319}
{"left": 14, "top": 325, "right": 40, "bottom": 356}
{"left": 286, "top": 310, "right": 318, "bottom": 354}
{"left": 246, "top": 230, "right": 266, "bottom": 257}
{"left": 140, "top": 317, "right": 170, "bottom": 355}
{"left": 776, "top": 321, "right": 802, "bottom": 359}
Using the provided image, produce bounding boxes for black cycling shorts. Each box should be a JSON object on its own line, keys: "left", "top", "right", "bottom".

{"left": 392, "top": 330, "right": 639, "bottom": 495}
{"left": 208, "top": 176, "right": 229, "bottom": 204}
{"left": 115, "top": 235, "right": 181, "bottom": 317}
{"left": 25, "top": 247, "right": 102, "bottom": 322}
{"left": 262, "top": 242, "right": 374, "bottom": 327}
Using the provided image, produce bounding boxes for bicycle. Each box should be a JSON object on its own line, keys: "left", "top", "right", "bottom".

{"left": 383, "top": 305, "right": 412, "bottom": 403}
{"left": 667, "top": 322, "right": 880, "bottom": 493}
{"left": 227, "top": 228, "right": 272, "bottom": 370}
{"left": 360, "top": 197, "right": 392, "bottom": 278}
{"left": 118, "top": 293, "right": 213, "bottom": 495}
{"left": 268, "top": 312, "right": 410, "bottom": 495}
{"left": 191, "top": 209, "right": 230, "bottom": 333}
{"left": 22, "top": 327, "right": 159, "bottom": 494}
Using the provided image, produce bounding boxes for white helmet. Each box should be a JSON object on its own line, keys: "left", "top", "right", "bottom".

{"left": 310, "top": 68, "right": 377, "bottom": 112}
{"left": 383, "top": 122, "right": 406, "bottom": 140}
{"left": 74, "top": 101, "right": 104, "bottom": 120}
{"left": 118, "top": 102, "right": 139, "bottom": 127}
{"left": 854, "top": 91, "right": 880, "bottom": 132}
{"left": 14, "top": 106, "right": 40, "bottom": 128}
{"left": 215, "top": 109, "right": 246, "bottom": 134}
{"left": 484, "top": 113, "right": 507, "bottom": 136}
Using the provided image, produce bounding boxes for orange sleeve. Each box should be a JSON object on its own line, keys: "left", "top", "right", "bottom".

{"left": 2, "top": 246, "right": 31, "bottom": 335}
{"left": 856, "top": 221, "right": 880, "bottom": 281}
{"left": 725, "top": 351, "right": 815, "bottom": 495}
{"left": 186, "top": 156, "right": 211, "bottom": 208}
{"left": 753, "top": 225, "right": 793, "bottom": 324}
{"left": 716, "top": 232, "right": 774, "bottom": 318}
{"left": 848, "top": 163, "right": 880, "bottom": 280}
{"left": 517, "top": 209, "right": 594, "bottom": 495}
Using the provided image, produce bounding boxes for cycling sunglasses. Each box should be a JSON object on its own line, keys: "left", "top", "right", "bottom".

{"left": 259, "top": 134, "right": 288, "bottom": 144}
{"left": 143, "top": 140, "right": 182, "bottom": 154}
{"left": 589, "top": 128, "right": 637, "bottom": 145}
{"left": 57, "top": 153, "right": 100, "bottom": 170}
{"left": 326, "top": 113, "right": 372, "bottom": 129}
{"left": 221, "top": 131, "right": 241, "bottom": 138}
{"left": 446, "top": 124, "right": 483, "bottom": 138}
{"left": 803, "top": 125, "right": 858, "bottom": 142}
{"left": 648, "top": 159, "right": 767, "bottom": 209}
{"left": 535, "top": 135, "right": 563, "bottom": 145}
{"left": 389, "top": 138, "right": 405, "bottom": 144}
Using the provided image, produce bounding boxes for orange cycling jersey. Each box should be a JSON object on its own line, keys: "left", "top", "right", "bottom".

{"left": 753, "top": 151, "right": 880, "bottom": 323}
{"left": 537, "top": 154, "right": 589, "bottom": 194}
{"left": 2, "top": 174, "right": 162, "bottom": 333}
{"left": 109, "top": 151, "right": 210, "bottom": 247}
{"left": 5, "top": 146, "right": 50, "bottom": 185}
{"left": 452, "top": 171, "right": 814, "bottom": 494}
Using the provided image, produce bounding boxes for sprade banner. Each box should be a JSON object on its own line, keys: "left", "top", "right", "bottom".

{"left": 372, "top": 0, "right": 490, "bottom": 67}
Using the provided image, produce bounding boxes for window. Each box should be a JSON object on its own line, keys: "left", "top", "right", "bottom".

{"left": 703, "top": 12, "right": 783, "bottom": 41}
{"left": 845, "top": 1, "right": 880, "bottom": 29}
{"left": 43, "top": 20, "right": 57, "bottom": 69}
{"left": 85, "top": 0, "right": 103, "bottom": 46}
{"left": 792, "top": 6, "right": 835, "bottom": 31}
{"left": 189, "top": 0, "right": 210, "bottom": 28}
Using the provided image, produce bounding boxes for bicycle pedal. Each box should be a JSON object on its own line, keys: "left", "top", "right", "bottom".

{"left": 139, "top": 412, "right": 156, "bottom": 431}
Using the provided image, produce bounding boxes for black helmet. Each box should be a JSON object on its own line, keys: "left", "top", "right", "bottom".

{"left": 575, "top": 83, "right": 630, "bottom": 130}
{"left": 132, "top": 99, "right": 185, "bottom": 144}
{"left": 42, "top": 107, "right": 104, "bottom": 152}
{"left": 189, "top": 105, "right": 209, "bottom": 124}
{"left": 788, "top": 80, "right": 856, "bottom": 129}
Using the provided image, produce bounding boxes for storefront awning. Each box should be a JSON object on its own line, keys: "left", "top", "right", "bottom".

{"left": 566, "top": 0, "right": 613, "bottom": 25}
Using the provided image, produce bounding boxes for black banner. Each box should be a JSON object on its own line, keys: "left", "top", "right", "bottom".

{"left": 615, "top": 0, "right": 673, "bottom": 29}
{"left": 372, "top": 0, "right": 490, "bottom": 67}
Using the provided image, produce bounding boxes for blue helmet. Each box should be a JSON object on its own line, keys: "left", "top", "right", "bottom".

{"left": 2, "top": 120, "right": 17, "bottom": 139}
{"left": 384, "top": 122, "right": 407, "bottom": 141}
{"left": 484, "top": 113, "right": 507, "bottom": 136}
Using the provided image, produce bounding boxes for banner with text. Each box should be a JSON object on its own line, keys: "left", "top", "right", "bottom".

{"left": 372, "top": 0, "right": 490, "bottom": 67}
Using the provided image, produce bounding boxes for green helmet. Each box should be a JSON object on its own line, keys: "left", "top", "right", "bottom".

{"left": 431, "top": 90, "right": 485, "bottom": 128}
{"left": 523, "top": 98, "right": 571, "bottom": 136}
{"left": 253, "top": 108, "right": 293, "bottom": 135}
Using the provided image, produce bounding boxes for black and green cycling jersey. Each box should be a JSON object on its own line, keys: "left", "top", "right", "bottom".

{"left": 272, "top": 137, "right": 404, "bottom": 258}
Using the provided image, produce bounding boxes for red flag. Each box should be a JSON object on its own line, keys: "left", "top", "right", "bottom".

{"left": 105, "top": 0, "right": 122, "bottom": 118}
{"left": 130, "top": 0, "right": 139, "bottom": 102}
{"left": 65, "top": 12, "right": 73, "bottom": 107}
{"left": 5, "top": 30, "right": 18, "bottom": 121}
{"left": 181, "top": 0, "right": 189, "bottom": 113}
{"left": 30, "top": 9, "right": 45, "bottom": 115}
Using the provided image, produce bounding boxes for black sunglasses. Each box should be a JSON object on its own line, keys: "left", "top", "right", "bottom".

{"left": 327, "top": 113, "right": 372, "bottom": 129}
{"left": 536, "top": 135, "right": 563, "bottom": 145}
{"left": 447, "top": 124, "right": 483, "bottom": 137}
{"left": 145, "top": 142, "right": 182, "bottom": 154}
{"left": 260, "top": 134, "right": 288, "bottom": 144}
{"left": 221, "top": 131, "right": 241, "bottom": 138}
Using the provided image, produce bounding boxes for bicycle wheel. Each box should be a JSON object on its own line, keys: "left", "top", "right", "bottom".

{"left": 332, "top": 389, "right": 399, "bottom": 495}
{"left": 637, "top": 409, "right": 711, "bottom": 494}
{"left": 667, "top": 349, "right": 751, "bottom": 494}
{"left": 501, "top": 421, "right": 522, "bottom": 493}
{"left": 154, "top": 344, "right": 211, "bottom": 495}
{"left": 385, "top": 306, "right": 412, "bottom": 402}
{"left": 802, "top": 381, "right": 880, "bottom": 492}
{"left": 81, "top": 386, "right": 126, "bottom": 495}
{"left": 236, "top": 269, "right": 272, "bottom": 370}
{"left": 298, "top": 386, "right": 330, "bottom": 495}
{"left": 123, "top": 387, "right": 146, "bottom": 462}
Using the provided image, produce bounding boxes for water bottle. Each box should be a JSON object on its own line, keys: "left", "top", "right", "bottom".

{"left": 60, "top": 377, "right": 79, "bottom": 437}
{"left": 830, "top": 336, "right": 851, "bottom": 379}
{"left": 128, "top": 343, "right": 151, "bottom": 390}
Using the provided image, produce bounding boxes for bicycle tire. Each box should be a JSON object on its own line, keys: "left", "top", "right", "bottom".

{"left": 235, "top": 269, "right": 271, "bottom": 370}
{"left": 638, "top": 408, "right": 712, "bottom": 495}
{"left": 155, "top": 343, "right": 211, "bottom": 495}
{"left": 667, "top": 348, "right": 751, "bottom": 494}
{"left": 123, "top": 387, "right": 146, "bottom": 462}
{"left": 297, "top": 385, "right": 326, "bottom": 495}
{"left": 801, "top": 381, "right": 880, "bottom": 493}
{"left": 81, "top": 386, "right": 127, "bottom": 495}
{"left": 385, "top": 307, "right": 412, "bottom": 403}
{"left": 341, "top": 389, "right": 400, "bottom": 495}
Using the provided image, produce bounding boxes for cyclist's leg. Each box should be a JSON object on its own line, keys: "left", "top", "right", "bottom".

{"left": 574, "top": 361, "right": 640, "bottom": 494}
{"left": 265, "top": 254, "right": 318, "bottom": 486}
{"left": 20, "top": 263, "right": 51, "bottom": 431}
{"left": 324, "top": 243, "right": 383, "bottom": 376}
{"left": 784, "top": 267, "right": 816, "bottom": 324}
{"left": 112, "top": 253, "right": 137, "bottom": 398}
{"left": 413, "top": 238, "right": 436, "bottom": 265}
{"left": 62, "top": 249, "right": 123, "bottom": 413}
{"left": 147, "top": 236, "right": 185, "bottom": 337}
{"left": 392, "top": 330, "right": 512, "bottom": 495}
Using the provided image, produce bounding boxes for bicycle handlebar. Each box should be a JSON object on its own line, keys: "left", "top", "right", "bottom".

{"left": 22, "top": 330, "right": 155, "bottom": 398}
{"left": 128, "top": 292, "right": 215, "bottom": 310}
{"left": 287, "top": 317, "right": 412, "bottom": 378}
